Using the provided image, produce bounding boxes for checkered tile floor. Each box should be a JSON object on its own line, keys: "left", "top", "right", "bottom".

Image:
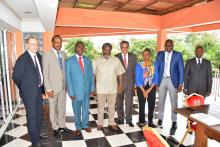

{"left": 1, "top": 95, "right": 220, "bottom": 147}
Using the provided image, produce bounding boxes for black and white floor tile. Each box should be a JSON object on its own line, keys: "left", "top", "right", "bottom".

{"left": 1, "top": 94, "right": 220, "bottom": 147}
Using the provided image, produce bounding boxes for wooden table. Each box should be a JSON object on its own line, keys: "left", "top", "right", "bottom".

{"left": 175, "top": 103, "right": 220, "bottom": 147}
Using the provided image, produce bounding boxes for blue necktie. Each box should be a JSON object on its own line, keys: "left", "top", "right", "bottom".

{"left": 34, "top": 55, "right": 41, "bottom": 86}
{"left": 57, "top": 51, "right": 63, "bottom": 69}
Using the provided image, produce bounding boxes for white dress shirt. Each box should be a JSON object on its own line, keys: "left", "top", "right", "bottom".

{"left": 122, "top": 53, "right": 128, "bottom": 67}
{"left": 196, "top": 57, "right": 203, "bottom": 64}
{"left": 76, "top": 54, "right": 84, "bottom": 67}
{"left": 163, "top": 51, "right": 173, "bottom": 77}
{"left": 27, "top": 49, "right": 43, "bottom": 86}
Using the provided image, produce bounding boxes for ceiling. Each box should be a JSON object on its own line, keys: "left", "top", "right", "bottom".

{"left": 58, "top": 0, "right": 213, "bottom": 15}
{"left": 2, "top": 0, "right": 58, "bottom": 31}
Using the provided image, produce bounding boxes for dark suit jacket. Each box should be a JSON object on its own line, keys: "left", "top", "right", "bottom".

{"left": 156, "top": 50, "right": 184, "bottom": 88}
{"left": 184, "top": 57, "right": 212, "bottom": 97}
{"left": 115, "top": 53, "right": 137, "bottom": 90}
{"left": 12, "top": 51, "right": 45, "bottom": 101}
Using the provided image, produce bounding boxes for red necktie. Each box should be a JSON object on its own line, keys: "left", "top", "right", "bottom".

{"left": 123, "top": 54, "right": 127, "bottom": 68}
{"left": 79, "top": 56, "right": 84, "bottom": 72}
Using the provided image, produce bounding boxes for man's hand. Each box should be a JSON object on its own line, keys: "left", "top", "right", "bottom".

{"left": 70, "top": 96, "right": 76, "bottom": 100}
{"left": 183, "top": 89, "right": 187, "bottom": 95}
{"left": 177, "top": 85, "right": 183, "bottom": 93}
{"left": 118, "top": 85, "right": 123, "bottom": 94}
{"left": 90, "top": 92, "right": 95, "bottom": 97}
{"left": 47, "top": 90, "right": 54, "bottom": 98}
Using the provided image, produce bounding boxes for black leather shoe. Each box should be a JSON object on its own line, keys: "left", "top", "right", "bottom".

{"left": 32, "top": 142, "right": 45, "bottom": 147}
{"left": 117, "top": 120, "right": 124, "bottom": 125}
{"left": 157, "top": 119, "right": 163, "bottom": 126}
{"left": 148, "top": 123, "right": 157, "bottom": 128}
{"left": 59, "top": 127, "right": 72, "bottom": 133}
{"left": 171, "top": 122, "right": 177, "bottom": 130}
{"left": 53, "top": 129, "right": 60, "bottom": 137}
{"left": 127, "top": 122, "right": 134, "bottom": 127}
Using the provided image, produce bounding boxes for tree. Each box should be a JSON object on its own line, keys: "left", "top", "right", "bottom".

{"left": 129, "top": 38, "right": 157, "bottom": 61}
{"left": 64, "top": 38, "right": 100, "bottom": 59}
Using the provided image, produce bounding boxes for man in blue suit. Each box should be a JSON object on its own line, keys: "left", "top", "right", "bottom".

{"left": 66, "top": 41, "right": 95, "bottom": 136}
{"left": 12, "top": 37, "right": 46, "bottom": 147}
{"left": 156, "top": 39, "right": 184, "bottom": 135}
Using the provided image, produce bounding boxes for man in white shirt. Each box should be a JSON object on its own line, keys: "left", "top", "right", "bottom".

{"left": 13, "top": 37, "right": 46, "bottom": 147}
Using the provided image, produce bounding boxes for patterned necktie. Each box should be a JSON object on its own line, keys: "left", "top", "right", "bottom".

{"left": 79, "top": 56, "right": 84, "bottom": 72}
{"left": 34, "top": 55, "right": 41, "bottom": 86}
{"left": 164, "top": 53, "right": 170, "bottom": 77}
{"left": 123, "top": 54, "right": 127, "bottom": 68}
{"left": 57, "top": 51, "right": 63, "bottom": 69}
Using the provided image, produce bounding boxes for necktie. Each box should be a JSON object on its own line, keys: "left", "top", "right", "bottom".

{"left": 79, "top": 56, "right": 84, "bottom": 72}
{"left": 198, "top": 59, "right": 200, "bottom": 65}
{"left": 57, "top": 51, "right": 63, "bottom": 69}
{"left": 164, "top": 53, "right": 170, "bottom": 77}
{"left": 123, "top": 54, "right": 127, "bottom": 68}
{"left": 34, "top": 55, "right": 41, "bottom": 86}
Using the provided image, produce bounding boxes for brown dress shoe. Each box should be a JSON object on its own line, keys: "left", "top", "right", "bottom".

{"left": 75, "top": 130, "right": 81, "bottom": 136}
{"left": 84, "top": 127, "right": 92, "bottom": 133}
{"left": 109, "top": 125, "right": 118, "bottom": 131}
{"left": 97, "top": 125, "right": 103, "bottom": 131}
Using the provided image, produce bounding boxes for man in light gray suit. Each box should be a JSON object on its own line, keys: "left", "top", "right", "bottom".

{"left": 115, "top": 40, "right": 137, "bottom": 127}
{"left": 184, "top": 46, "right": 212, "bottom": 97}
{"left": 43, "top": 35, "right": 71, "bottom": 137}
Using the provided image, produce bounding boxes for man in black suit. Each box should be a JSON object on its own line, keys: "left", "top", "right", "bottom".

{"left": 12, "top": 37, "right": 45, "bottom": 147}
{"left": 184, "top": 46, "right": 212, "bottom": 97}
{"left": 115, "top": 40, "right": 137, "bottom": 127}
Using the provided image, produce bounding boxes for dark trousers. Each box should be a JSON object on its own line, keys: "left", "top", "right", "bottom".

{"left": 22, "top": 87, "right": 43, "bottom": 145}
{"left": 116, "top": 87, "right": 133, "bottom": 123}
{"left": 137, "top": 83, "right": 156, "bottom": 124}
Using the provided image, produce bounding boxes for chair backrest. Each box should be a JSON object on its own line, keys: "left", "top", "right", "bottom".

{"left": 185, "top": 93, "right": 205, "bottom": 107}
{"left": 143, "top": 126, "right": 169, "bottom": 147}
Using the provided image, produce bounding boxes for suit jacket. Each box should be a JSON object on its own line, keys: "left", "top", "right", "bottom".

{"left": 65, "top": 55, "right": 95, "bottom": 100}
{"left": 184, "top": 57, "right": 212, "bottom": 97}
{"left": 12, "top": 51, "right": 45, "bottom": 100}
{"left": 156, "top": 50, "right": 184, "bottom": 88}
{"left": 115, "top": 53, "right": 137, "bottom": 90}
{"left": 43, "top": 49, "right": 67, "bottom": 92}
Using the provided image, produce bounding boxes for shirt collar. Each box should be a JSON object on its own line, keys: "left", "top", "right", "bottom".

{"left": 27, "top": 49, "right": 37, "bottom": 58}
{"left": 76, "top": 54, "right": 83, "bottom": 59}
{"left": 196, "top": 57, "right": 202, "bottom": 62}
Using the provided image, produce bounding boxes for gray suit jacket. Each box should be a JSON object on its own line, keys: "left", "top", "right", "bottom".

{"left": 115, "top": 53, "right": 137, "bottom": 90}
{"left": 43, "top": 49, "right": 67, "bottom": 92}
{"left": 184, "top": 57, "right": 212, "bottom": 97}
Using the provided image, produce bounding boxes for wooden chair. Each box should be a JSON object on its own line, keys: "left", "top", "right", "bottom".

{"left": 143, "top": 126, "right": 169, "bottom": 147}
{"left": 178, "top": 93, "right": 205, "bottom": 146}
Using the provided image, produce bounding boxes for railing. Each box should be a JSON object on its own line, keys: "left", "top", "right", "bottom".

{"left": 212, "top": 68, "right": 220, "bottom": 101}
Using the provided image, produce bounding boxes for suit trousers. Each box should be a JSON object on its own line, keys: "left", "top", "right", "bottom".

{"left": 97, "top": 94, "right": 117, "bottom": 126}
{"left": 137, "top": 83, "right": 156, "bottom": 124}
{"left": 158, "top": 77, "right": 178, "bottom": 122}
{"left": 116, "top": 87, "right": 133, "bottom": 123}
{"left": 48, "top": 90, "right": 66, "bottom": 130}
{"left": 71, "top": 94, "right": 90, "bottom": 130}
{"left": 23, "top": 87, "right": 43, "bottom": 145}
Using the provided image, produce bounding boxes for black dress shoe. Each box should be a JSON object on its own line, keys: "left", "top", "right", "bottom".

{"left": 171, "top": 122, "right": 177, "bottom": 130}
{"left": 117, "top": 120, "right": 124, "bottom": 125}
{"left": 127, "top": 122, "right": 134, "bottom": 127}
{"left": 39, "top": 132, "right": 48, "bottom": 139}
{"left": 53, "top": 129, "right": 60, "bottom": 137}
{"left": 157, "top": 119, "right": 163, "bottom": 126}
{"left": 59, "top": 127, "right": 72, "bottom": 133}
{"left": 32, "top": 142, "right": 45, "bottom": 147}
{"left": 148, "top": 123, "right": 157, "bottom": 128}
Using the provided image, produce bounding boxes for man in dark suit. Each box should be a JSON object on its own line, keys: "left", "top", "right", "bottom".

{"left": 156, "top": 39, "right": 184, "bottom": 135}
{"left": 12, "top": 37, "right": 45, "bottom": 147}
{"left": 115, "top": 40, "right": 137, "bottom": 127}
{"left": 184, "top": 46, "right": 212, "bottom": 97}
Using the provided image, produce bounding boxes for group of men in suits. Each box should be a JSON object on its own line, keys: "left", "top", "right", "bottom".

{"left": 12, "top": 36, "right": 212, "bottom": 146}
